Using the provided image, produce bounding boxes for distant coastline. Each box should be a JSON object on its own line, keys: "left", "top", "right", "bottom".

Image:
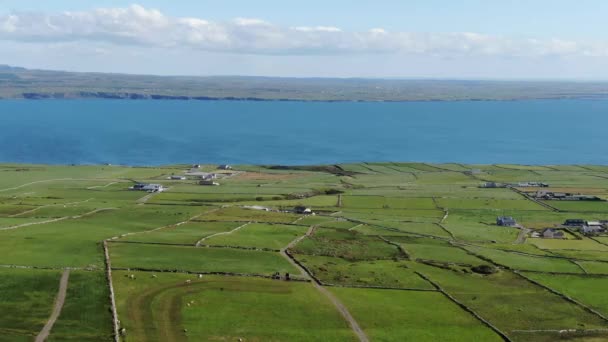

{"left": 10, "top": 92, "right": 608, "bottom": 102}
{"left": 2, "top": 65, "right": 608, "bottom": 102}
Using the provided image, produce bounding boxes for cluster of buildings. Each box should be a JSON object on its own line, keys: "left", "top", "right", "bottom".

{"left": 531, "top": 228, "right": 565, "bottom": 239}
{"left": 129, "top": 183, "right": 164, "bottom": 193}
{"left": 530, "top": 219, "right": 608, "bottom": 239}
{"left": 532, "top": 191, "right": 602, "bottom": 201}
{"left": 563, "top": 219, "right": 608, "bottom": 235}
{"left": 481, "top": 181, "right": 549, "bottom": 189}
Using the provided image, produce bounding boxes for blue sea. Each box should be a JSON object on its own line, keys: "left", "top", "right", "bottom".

{"left": 0, "top": 99, "right": 606, "bottom": 165}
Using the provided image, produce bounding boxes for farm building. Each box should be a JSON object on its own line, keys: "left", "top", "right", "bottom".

{"left": 218, "top": 164, "right": 233, "bottom": 170}
{"left": 564, "top": 219, "right": 585, "bottom": 226}
{"left": 581, "top": 224, "right": 606, "bottom": 235}
{"left": 201, "top": 173, "right": 218, "bottom": 180}
{"left": 496, "top": 216, "right": 517, "bottom": 227}
{"left": 541, "top": 228, "right": 565, "bottom": 239}
{"left": 199, "top": 180, "right": 220, "bottom": 186}
{"left": 130, "top": 183, "right": 164, "bottom": 192}
{"left": 515, "top": 182, "right": 549, "bottom": 187}
{"left": 294, "top": 206, "right": 313, "bottom": 215}
{"left": 535, "top": 191, "right": 602, "bottom": 201}
{"left": 480, "top": 182, "right": 506, "bottom": 188}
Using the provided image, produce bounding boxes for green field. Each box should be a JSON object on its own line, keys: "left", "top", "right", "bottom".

{"left": 3, "top": 162, "right": 608, "bottom": 341}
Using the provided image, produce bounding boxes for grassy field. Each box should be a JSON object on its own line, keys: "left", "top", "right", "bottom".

{"left": 109, "top": 243, "right": 298, "bottom": 275}
{"left": 0, "top": 269, "right": 61, "bottom": 342}
{"left": 330, "top": 287, "right": 503, "bottom": 341}
{"left": 47, "top": 271, "right": 113, "bottom": 341}
{"left": 114, "top": 272, "right": 356, "bottom": 341}
{"left": 3, "top": 162, "right": 608, "bottom": 341}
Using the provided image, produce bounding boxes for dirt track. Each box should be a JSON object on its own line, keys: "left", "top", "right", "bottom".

{"left": 35, "top": 270, "right": 70, "bottom": 342}
{"left": 280, "top": 226, "right": 370, "bottom": 342}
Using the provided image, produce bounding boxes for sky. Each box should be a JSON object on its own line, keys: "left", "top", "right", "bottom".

{"left": 1, "top": 0, "right": 608, "bottom": 79}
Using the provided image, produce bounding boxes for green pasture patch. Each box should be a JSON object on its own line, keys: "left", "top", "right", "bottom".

{"left": 547, "top": 165, "right": 592, "bottom": 171}
{"left": 464, "top": 245, "right": 583, "bottom": 273}
{"left": 442, "top": 220, "right": 519, "bottom": 244}
{"left": 494, "top": 164, "right": 556, "bottom": 171}
{"left": 436, "top": 198, "right": 547, "bottom": 211}
{"left": 317, "top": 219, "right": 360, "bottom": 230}
{"left": 236, "top": 195, "right": 340, "bottom": 208}
{"left": 47, "top": 271, "right": 113, "bottom": 342}
{"left": 114, "top": 272, "right": 355, "bottom": 342}
{"left": 148, "top": 191, "right": 278, "bottom": 204}
{"left": 543, "top": 200, "right": 608, "bottom": 213}
{"left": 360, "top": 163, "right": 410, "bottom": 175}
{"left": 577, "top": 261, "right": 608, "bottom": 274}
{"left": 432, "top": 163, "right": 472, "bottom": 172}
{"left": 331, "top": 287, "right": 502, "bottom": 341}
{"left": 393, "top": 163, "right": 443, "bottom": 172}
{"left": 528, "top": 237, "right": 608, "bottom": 251}
{"left": 120, "top": 221, "right": 242, "bottom": 245}
{"left": 481, "top": 169, "right": 542, "bottom": 183}
{"left": 290, "top": 228, "right": 402, "bottom": 261}
{"left": 338, "top": 208, "right": 444, "bottom": 223}
{"left": 297, "top": 215, "right": 336, "bottom": 226}
{"left": 295, "top": 255, "right": 434, "bottom": 289}
{"left": 522, "top": 273, "right": 608, "bottom": 317}
{"left": 366, "top": 221, "right": 452, "bottom": 238}
{"left": 0, "top": 268, "right": 60, "bottom": 340}
{"left": 392, "top": 237, "right": 486, "bottom": 265}
{"left": 0, "top": 205, "right": 204, "bottom": 268}
{"left": 552, "top": 250, "right": 608, "bottom": 262}
{"left": 348, "top": 224, "right": 417, "bottom": 237}
{"left": 413, "top": 171, "right": 477, "bottom": 185}
{"left": 202, "top": 223, "right": 308, "bottom": 250}
{"left": 0, "top": 217, "right": 50, "bottom": 228}
{"left": 199, "top": 206, "right": 299, "bottom": 223}
{"left": 341, "top": 196, "right": 437, "bottom": 209}
{"left": 346, "top": 174, "right": 416, "bottom": 187}
{"left": 109, "top": 243, "right": 297, "bottom": 275}
{"left": 347, "top": 186, "right": 521, "bottom": 199}
{"left": 0, "top": 204, "right": 38, "bottom": 216}
{"left": 411, "top": 263, "right": 608, "bottom": 335}
{"left": 338, "top": 163, "right": 378, "bottom": 174}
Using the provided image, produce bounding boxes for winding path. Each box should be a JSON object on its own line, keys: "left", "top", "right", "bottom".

{"left": 35, "top": 270, "right": 70, "bottom": 342}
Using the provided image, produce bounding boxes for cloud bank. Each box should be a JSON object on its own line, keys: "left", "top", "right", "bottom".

{"left": 0, "top": 4, "right": 607, "bottom": 58}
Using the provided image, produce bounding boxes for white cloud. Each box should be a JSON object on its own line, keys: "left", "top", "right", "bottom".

{"left": 0, "top": 4, "right": 607, "bottom": 57}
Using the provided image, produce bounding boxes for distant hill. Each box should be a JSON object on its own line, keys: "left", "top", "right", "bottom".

{"left": 1, "top": 66, "right": 608, "bottom": 101}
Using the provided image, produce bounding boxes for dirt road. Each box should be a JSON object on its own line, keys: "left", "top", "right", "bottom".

{"left": 280, "top": 226, "right": 369, "bottom": 342}
{"left": 35, "top": 270, "right": 70, "bottom": 342}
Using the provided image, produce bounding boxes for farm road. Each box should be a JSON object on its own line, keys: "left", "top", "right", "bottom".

{"left": 35, "top": 270, "right": 70, "bottom": 342}
{"left": 0, "top": 207, "right": 116, "bottom": 231}
{"left": 280, "top": 226, "right": 369, "bottom": 342}
{"left": 195, "top": 221, "right": 250, "bottom": 247}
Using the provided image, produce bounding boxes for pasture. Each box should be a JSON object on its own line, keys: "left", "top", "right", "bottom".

{"left": 2, "top": 162, "right": 608, "bottom": 341}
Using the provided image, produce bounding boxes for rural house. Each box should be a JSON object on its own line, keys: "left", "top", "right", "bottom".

{"left": 496, "top": 216, "right": 517, "bottom": 227}
{"left": 130, "top": 183, "right": 164, "bottom": 192}
{"left": 564, "top": 219, "right": 585, "bottom": 226}
{"left": 541, "top": 228, "right": 565, "bottom": 239}
{"left": 218, "top": 164, "right": 233, "bottom": 170}
{"left": 294, "top": 206, "right": 313, "bottom": 214}
{"left": 199, "top": 180, "right": 220, "bottom": 186}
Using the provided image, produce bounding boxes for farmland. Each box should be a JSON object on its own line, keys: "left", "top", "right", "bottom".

{"left": 2, "top": 162, "right": 608, "bottom": 341}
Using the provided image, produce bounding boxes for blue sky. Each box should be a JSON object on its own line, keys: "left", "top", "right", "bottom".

{"left": 1, "top": 1, "right": 608, "bottom": 79}
{"left": 2, "top": 0, "right": 606, "bottom": 38}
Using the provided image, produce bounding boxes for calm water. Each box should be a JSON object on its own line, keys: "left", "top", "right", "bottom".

{"left": 0, "top": 99, "right": 607, "bottom": 165}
